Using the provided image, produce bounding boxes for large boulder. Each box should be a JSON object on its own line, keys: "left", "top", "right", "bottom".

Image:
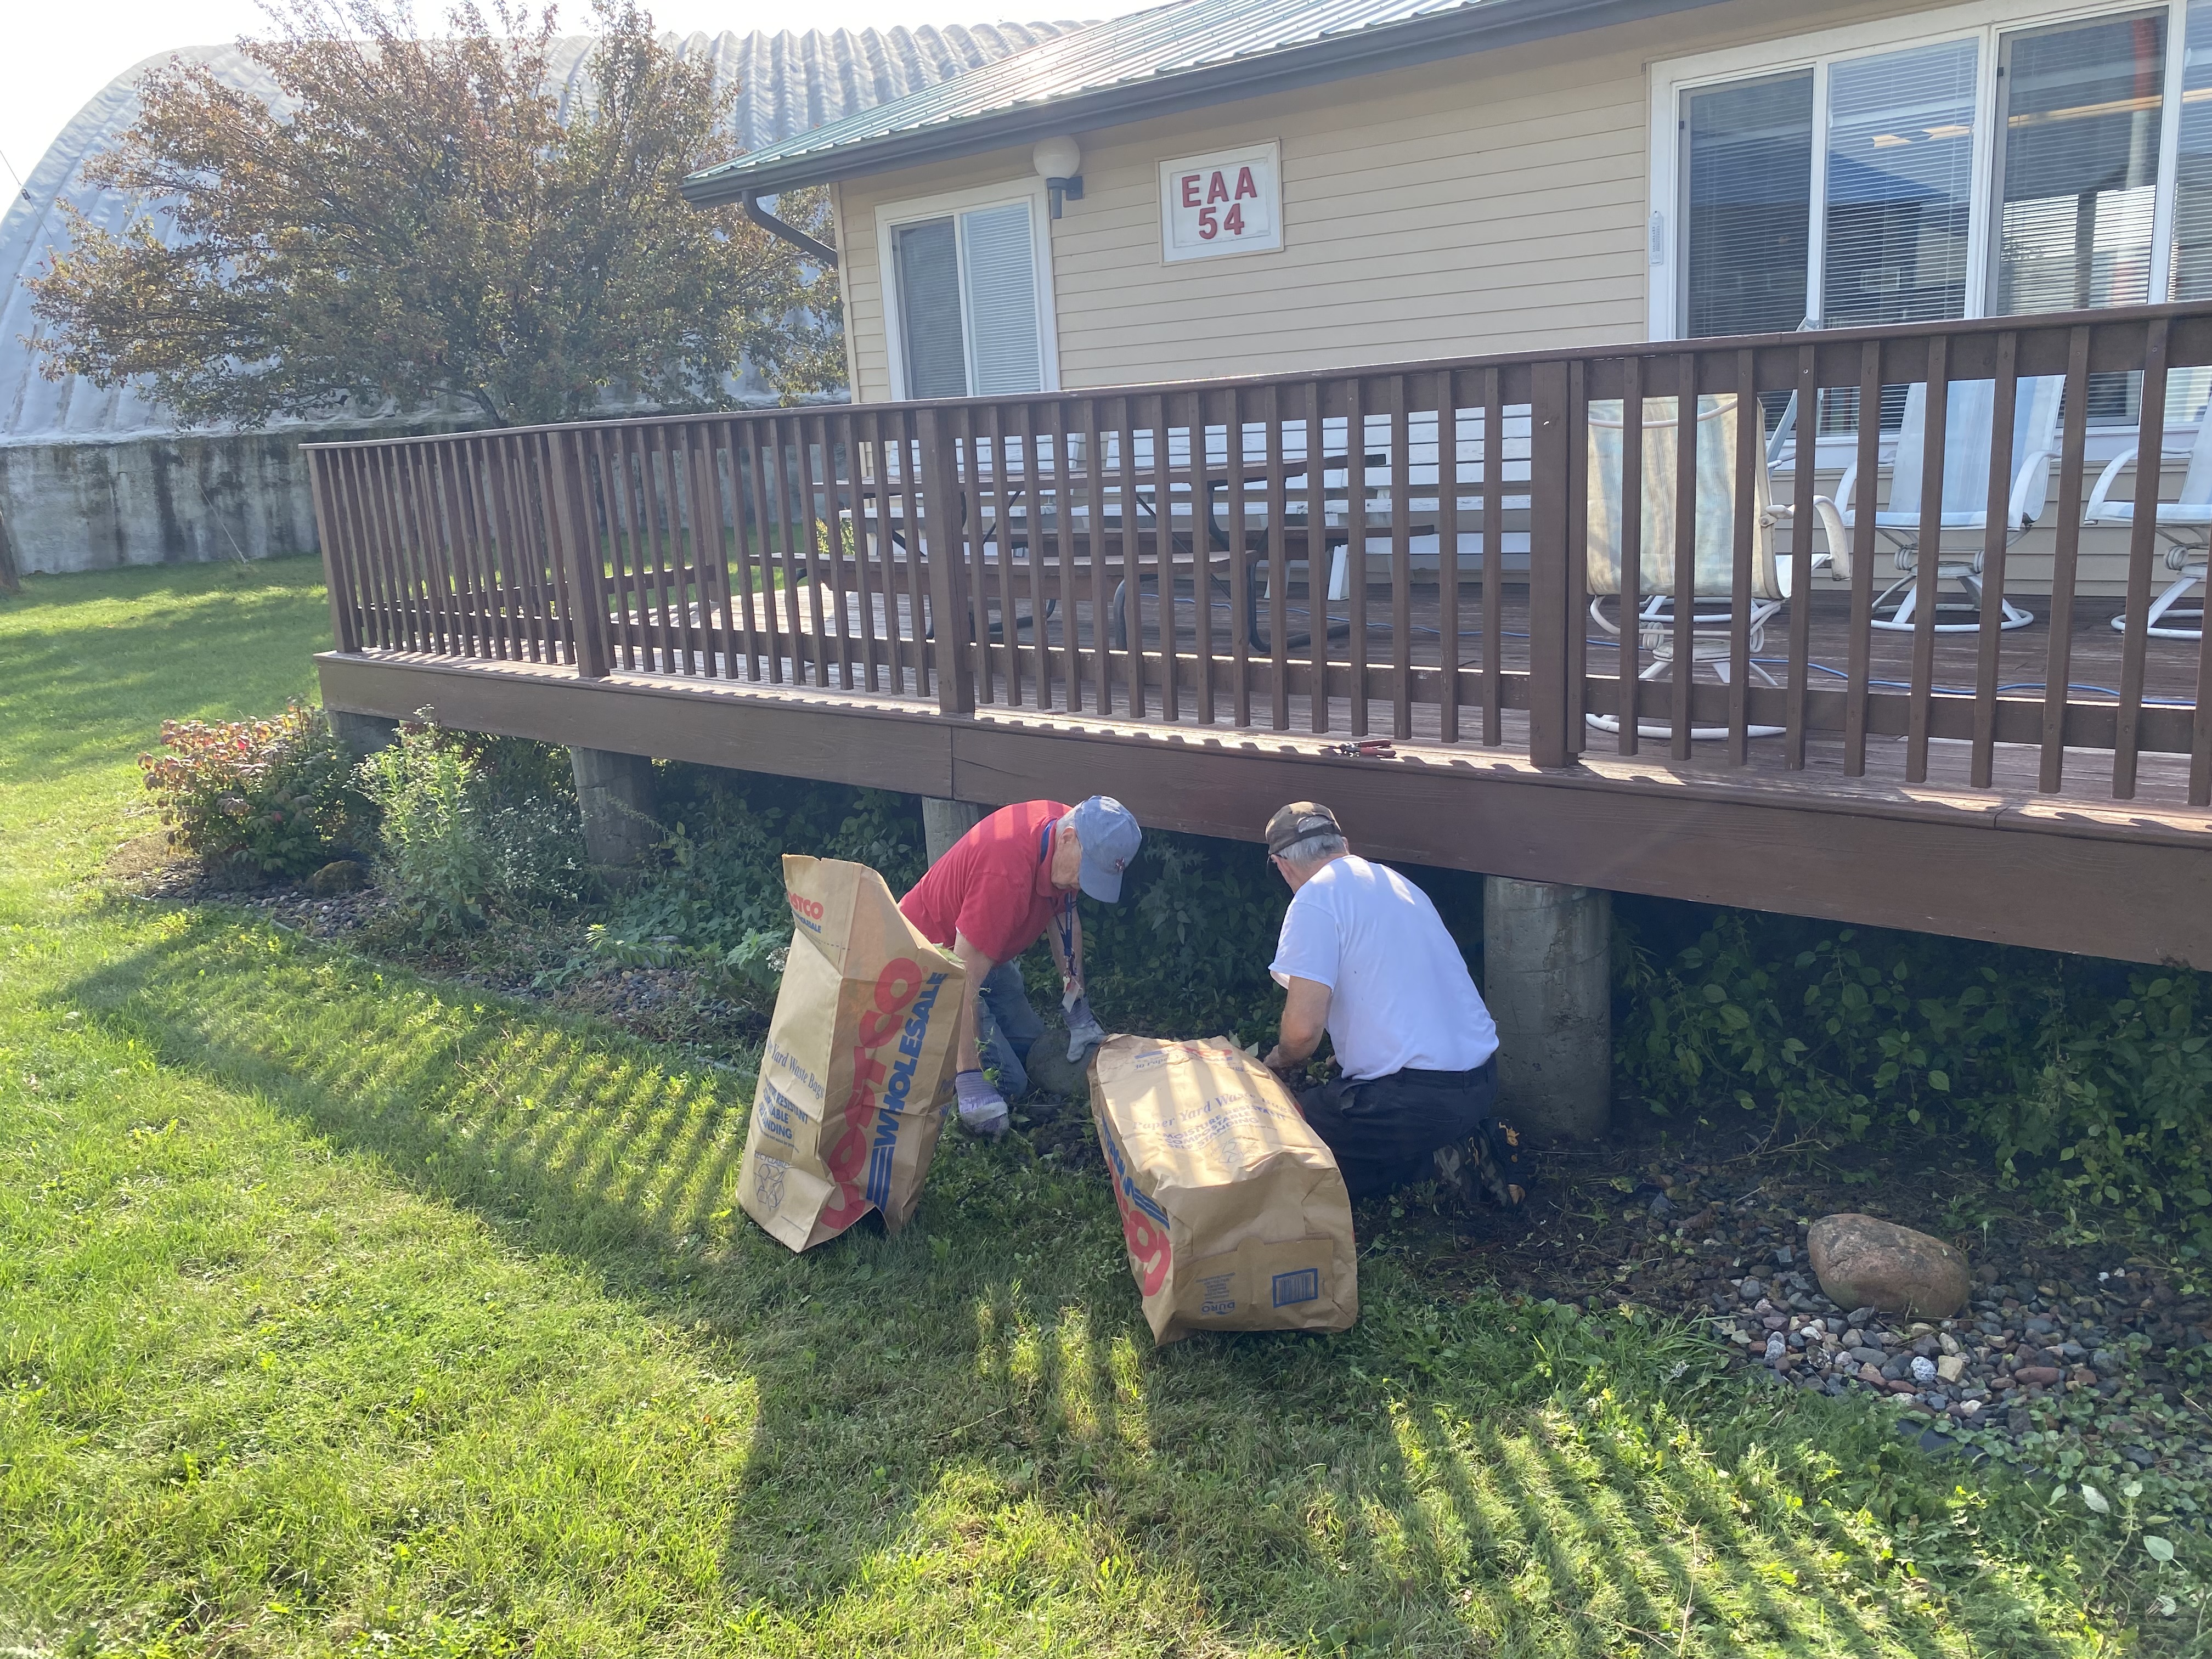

{"left": 1021, "top": 1026, "right": 1097, "bottom": 1101}
{"left": 308, "top": 859, "right": 370, "bottom": 895}
{"left": 1807, "top": 1214, "right": 1970, "bottom": 1318}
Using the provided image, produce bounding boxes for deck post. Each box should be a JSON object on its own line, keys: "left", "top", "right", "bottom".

{"left": 922, "top": 797, "right": 984, "bottom": 864}
{"left": 917, "top": 408, "right": 975, "bottom": 715}
{"left": 1483, "top": 876, "right": 1610, "bottom": 1141}
{"left": 549, "top": 429, "right": 613, "bottom": 679}
{"left": 569, "top": 746, "right": 657, "bottom": 872}
{"left": 1526, "top": 359, "right": 1572, "bottom": 769}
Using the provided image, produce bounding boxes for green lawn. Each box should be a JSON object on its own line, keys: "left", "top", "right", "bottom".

{"left": 0, "top": 557, "right": 2186, "bottom": 1655}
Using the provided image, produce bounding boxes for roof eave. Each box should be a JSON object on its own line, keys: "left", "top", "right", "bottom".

{"left": 682, "top": 0, "right": 1716, "bottom": 202}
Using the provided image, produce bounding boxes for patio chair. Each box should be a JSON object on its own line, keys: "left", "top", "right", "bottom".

{"left": 1828, "top": 375, "right": 2063, "bottom": 633}
{"left": 1583, "top": 392, "right": 1847, "bottom": 740}
{"left": 2084, "top": 403, "right": 2211, "bottom": 640}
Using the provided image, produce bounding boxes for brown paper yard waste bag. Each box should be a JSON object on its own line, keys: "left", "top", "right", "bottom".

{"left": 738, "top": 855, "right": 968, "bottom": 1251}
{"left": 1088, "top": 1034, "right": 1358, "bottom": 1345}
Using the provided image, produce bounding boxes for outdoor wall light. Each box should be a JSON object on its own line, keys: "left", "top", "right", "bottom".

{"left": 1032, "top": 137, "right": 1083, "bottom": 218}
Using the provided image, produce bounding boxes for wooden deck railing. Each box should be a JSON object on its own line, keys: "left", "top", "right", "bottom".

{"left": 308, "top": 302, "right": 2212, "bottom": 808}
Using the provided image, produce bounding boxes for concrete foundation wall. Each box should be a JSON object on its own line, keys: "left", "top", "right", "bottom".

{"left": 0, "top": 424, "right": 469, "bottom": 575}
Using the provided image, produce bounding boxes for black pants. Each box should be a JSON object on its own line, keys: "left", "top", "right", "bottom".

{"left": 1297, "top": 1059, "right": 1498, "bottom": 1200}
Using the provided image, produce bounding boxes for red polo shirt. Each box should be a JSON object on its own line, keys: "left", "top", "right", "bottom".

{"left": 899, "top": 799, "right": 1072, "bottom": 965}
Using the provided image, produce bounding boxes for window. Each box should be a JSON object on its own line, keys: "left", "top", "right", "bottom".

{"left": 1991, "top": 12, "right": 2166, "bottom": 315}
{"left": 1680, "top": 73, "right": 1813, "bottom": 338}
{"left": 1824, "top": 40, "right": 1979, "bottom": 329}
{"left": 1653, "top": 1, "right": 2212, "bottom": 340}
{"left": 883, "top": 190, "right": 1053, "bottom": 399}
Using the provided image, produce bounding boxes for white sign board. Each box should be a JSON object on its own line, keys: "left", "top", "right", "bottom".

{"left": 1158, "top": 142, "right": 1283, "bottom": 263}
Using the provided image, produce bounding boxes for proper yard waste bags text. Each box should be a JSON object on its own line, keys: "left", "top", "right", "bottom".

{"left": 738, "top": 855, "right": 968, "bottom": 1252}
{"left": 1087, "top": 1034, "right": 1358, "bottom": 1345}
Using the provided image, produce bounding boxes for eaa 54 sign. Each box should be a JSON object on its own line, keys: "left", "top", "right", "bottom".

{"left": 1159, "top": 142, "right": 1282, "bottom": 263}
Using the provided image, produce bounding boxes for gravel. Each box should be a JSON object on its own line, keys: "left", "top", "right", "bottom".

{"left": 1698, "top": 1234, "right": 2212, "bottom": 1516}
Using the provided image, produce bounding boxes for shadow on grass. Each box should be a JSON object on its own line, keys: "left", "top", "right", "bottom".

{"left": 58, "top": 908, "right": 2089, "bottom": 1654}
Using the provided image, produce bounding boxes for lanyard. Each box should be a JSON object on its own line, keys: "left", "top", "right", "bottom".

{"left": 1039, "top": 820, "right": 1082, "bottom": 999}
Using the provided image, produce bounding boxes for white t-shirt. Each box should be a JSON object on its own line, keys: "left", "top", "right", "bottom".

{"left": 1269, "top": 855, "right": 1499, "bottom": 1081}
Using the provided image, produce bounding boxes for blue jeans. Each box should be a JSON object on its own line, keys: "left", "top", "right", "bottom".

{"left": 975, "top": 959, "right": 1046, "bottom": 1097}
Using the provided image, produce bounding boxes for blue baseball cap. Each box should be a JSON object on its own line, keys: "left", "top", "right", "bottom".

{"left": 1066, "top": 795, "right": 1141, "bottom": 902}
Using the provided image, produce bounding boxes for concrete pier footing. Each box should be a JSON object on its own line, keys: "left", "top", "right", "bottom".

{"left": 922, "top": 797, "right": 985, "bottom": 864}
{"left": 326, "top": 709, "right": 399, "bottom": 758}
{"left": 1483, "top": 877, "right": 1612, "bottom": 1142}
{"left": 569, "top": 747, "right": 658, "bottom": 872}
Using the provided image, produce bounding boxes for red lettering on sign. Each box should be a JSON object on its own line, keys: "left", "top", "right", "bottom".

{"left": 1198, "top": 205, "right": 1217, "bottom": 239}
{"left": 1206, "top": 170, "right": 1229, "bottom": 205}
{"left": 1224, "top": 203, "right": 1245, "bottom": 236}
{"left": 1180, "top": 173, "right": 1201, "bottom": 208}
{"left": 1234, "top": 165, "right": 1258, "bottom": 201}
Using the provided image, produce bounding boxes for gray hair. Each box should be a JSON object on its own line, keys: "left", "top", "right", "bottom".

{"left": 1277, "top": 832, "right": 1348, "bottom": 872}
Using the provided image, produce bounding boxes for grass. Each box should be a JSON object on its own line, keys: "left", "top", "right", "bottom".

{"left": 0, "top": 557, "right": 2197, "bottom": 1656}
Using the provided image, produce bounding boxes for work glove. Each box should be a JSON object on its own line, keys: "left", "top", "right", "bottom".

{"left": 953, "top": 1069, "right": 1009, "bottom": 1140}
{"left": 1064, "top": 994, "right": 1106, "bottom": 1062}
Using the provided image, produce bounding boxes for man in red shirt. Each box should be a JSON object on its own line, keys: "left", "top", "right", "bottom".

{"left": 900, "top": 795, "right": 1142, "bottom": 1137}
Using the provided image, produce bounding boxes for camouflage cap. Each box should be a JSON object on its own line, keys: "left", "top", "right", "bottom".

{"left": 1263, "top": 801, "right": 1342, "bottom": 858}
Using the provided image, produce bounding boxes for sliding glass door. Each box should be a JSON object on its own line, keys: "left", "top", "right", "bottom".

{"left": 1667, "top": 1, "right": 2212, "bottom": 337}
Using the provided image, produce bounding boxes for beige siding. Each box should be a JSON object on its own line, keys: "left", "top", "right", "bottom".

{"left": 834, "top": 0, "right": 1935, "bottom": 400}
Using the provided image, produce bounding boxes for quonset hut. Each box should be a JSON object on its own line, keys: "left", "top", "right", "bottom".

{"left": 0, "top": 24, "right": 1080, "bottom": 574}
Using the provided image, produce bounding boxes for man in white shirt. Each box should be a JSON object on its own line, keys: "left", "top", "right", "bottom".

{"left": 1261, "top": 802, "right": 1523, "bottom": 1205}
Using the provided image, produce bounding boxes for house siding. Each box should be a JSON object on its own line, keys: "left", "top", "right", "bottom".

{"left": 832, "top": 0, "right": 2176, "bottom": 594}
{"left": 834, "top": 0, "right": 1933, "bottom": 402}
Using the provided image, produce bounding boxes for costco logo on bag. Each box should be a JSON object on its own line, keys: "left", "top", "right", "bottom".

{"left": 787, "top": 890, "right": 826, "bottom": 932}
{"left": 1099, "top": 1117, "right": 1172, "bottom": 1297}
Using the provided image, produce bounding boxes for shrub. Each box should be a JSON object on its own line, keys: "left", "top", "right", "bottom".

{"left": 575, "top": 766, "right": 926, "bottom": 1005}
{"left": 357, "top": 722, "right": 591, "bottom": 935}
{"left": 139, "top": 702, "right": 364, "bottom": 877}
{"left": 1620, "top": 910, "right": 2212, "bottom": 1253}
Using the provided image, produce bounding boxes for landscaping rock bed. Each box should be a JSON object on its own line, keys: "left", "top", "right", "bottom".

{"left": 1442, "top": 1148, "right": 2212, "bottom": 1524}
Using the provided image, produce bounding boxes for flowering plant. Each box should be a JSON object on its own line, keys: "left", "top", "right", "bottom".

{"left": 139, "top": 703, "right": 363, "bottom": 876}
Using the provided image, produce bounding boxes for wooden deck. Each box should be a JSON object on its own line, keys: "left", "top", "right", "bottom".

{"left": 306, "top": 302, "right": 2212, "bottom": 968}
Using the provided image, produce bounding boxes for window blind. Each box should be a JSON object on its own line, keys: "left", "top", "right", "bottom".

{"left": 957, "top": 201, "right": 1044, "bottom": 397}
{"left": 2170, "top": 1, "right": 2212, "bottom": 299}
{"left": 1822, "top": 40, "right": 1978, "bottom": 328}
{"left": 894, "top": 218, "right": 968, "bottom": 399}
{"left": 1993, "top": 11, "right": 2167, "bottom": 317}
{"left": 1682, "top": 71, "right": 1814, "bottom": 339}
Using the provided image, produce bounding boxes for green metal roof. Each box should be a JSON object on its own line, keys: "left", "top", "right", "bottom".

{"left": 682, "top": 0, "right": 1711, "bottom": 200}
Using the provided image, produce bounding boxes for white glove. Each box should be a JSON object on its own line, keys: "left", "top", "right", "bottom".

{"left": 953, "top": 1069, "right": 1009, "bottom": 1139}
{"left": 1064, "top": 995, "right": 1106, "bottom": 1062}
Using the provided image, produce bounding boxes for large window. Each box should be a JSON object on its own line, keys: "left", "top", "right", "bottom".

{"left": 884, "top": 192, "right": 1052, "bottom": 400}
{"left": 1681, "top": 73, "right": 1814, "bottom": 338}
{"left": 1655, "top": 1, "right": 2212, "bottom": 339}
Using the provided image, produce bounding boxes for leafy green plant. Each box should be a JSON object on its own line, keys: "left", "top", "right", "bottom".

{"left": 357, "top": 721, "right": 590, "bottom": 935}
{"left": 563, "top": 767, "right": 924, "bottom": 1004}
{"left": 1620, "top": 910, "right": 2212, "bottom": 1251}
{"left": 138, "top": 701, "right": 365, "bottom": 876}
